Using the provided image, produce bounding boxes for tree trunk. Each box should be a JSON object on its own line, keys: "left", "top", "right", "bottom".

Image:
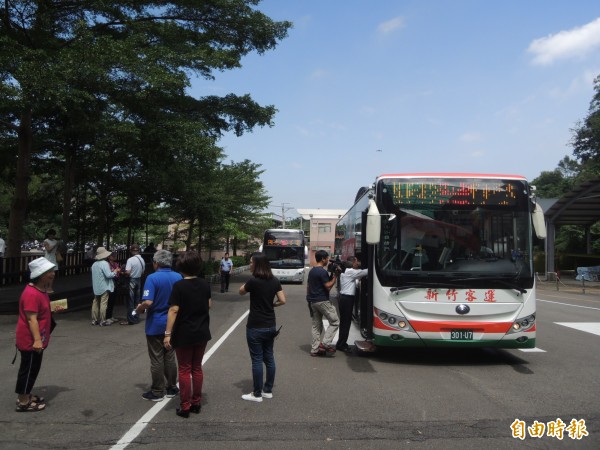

{"left": 196, "top": 216, "right": 203, "bottom": 255}
{"left": 60, "top": 144, "right": 76, "bottom": 245}
{"left": 6, "top": 110, "right": 33, "bottom": 258}
{"left": 185, "top": 217, "right": 195, "bottom": 250}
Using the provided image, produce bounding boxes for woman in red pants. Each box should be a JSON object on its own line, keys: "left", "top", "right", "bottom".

{"left": 163, "top": 251, "right": 211, "bottom": 417}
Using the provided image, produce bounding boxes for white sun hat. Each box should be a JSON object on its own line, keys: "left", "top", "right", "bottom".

{"left": 29, "top": 257, "right": 56, "bottom": 279}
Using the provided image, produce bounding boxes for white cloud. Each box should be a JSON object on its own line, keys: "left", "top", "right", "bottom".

{"left": 548, "top": 69, "right": 599, "bottom": 98}
{"left": 309, "top": 68, "right": 329, "bottom": 80}
{"left": 528, "top": 17, "right": 600, "bottom": 65}
{"left": 460, "top": 132, "right": 482, "bottom": 143}
{"left": 377, "top": 16, "right": 406, "bottom": 35}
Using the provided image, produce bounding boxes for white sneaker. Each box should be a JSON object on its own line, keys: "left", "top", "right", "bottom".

{"left": 241, "top": 393, "right": 263, "bottom": 402}
{"left": 261, "top": 391, "right": 273, "bottom": 399}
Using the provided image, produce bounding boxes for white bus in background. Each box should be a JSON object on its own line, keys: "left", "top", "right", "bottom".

{"left": 259, "top": 229, "right": 308, "bottom": 284}
{"left": 335, "top": 173, "right": 546, "bottom": 351}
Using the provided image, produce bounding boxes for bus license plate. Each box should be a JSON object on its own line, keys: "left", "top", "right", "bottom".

{"left": 450, "top": 330, "right": 473, "bottom": 340}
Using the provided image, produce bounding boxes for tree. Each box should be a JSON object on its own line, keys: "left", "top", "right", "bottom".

{"left": 0, "top": 1, "right": 291, "bottom": 256}
{"left": 571, "top": 74, "right": 600, "bottom": 177}
{"left": 531, "top": 156, "right": 580, "bottom": 198}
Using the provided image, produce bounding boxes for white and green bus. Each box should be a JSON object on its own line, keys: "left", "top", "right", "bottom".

{"left": 335, "top": 173, "right": 546, "bottom": 350}
{"left": 259, "top": 229, "right": 307, "bottom": 284}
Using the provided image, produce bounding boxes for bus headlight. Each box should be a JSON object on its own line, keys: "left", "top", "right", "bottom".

{"left": 374, "top": 308, "right": 414, "bottom": 332}
{"left": 508, "top": 314, "right": 535, "bottom": 333}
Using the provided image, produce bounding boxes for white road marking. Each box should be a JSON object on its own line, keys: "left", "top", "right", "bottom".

{"left": 555, "top": 322, "right": 600, "bottom": 337}
{"left": 518, "top": 347, "right": 546, "bottom": 352}
{"left": 538, "top": 299, "right": 600, "bottom": 311}
{"left": 110, "top": 310, "right": 250, "bottom": 450}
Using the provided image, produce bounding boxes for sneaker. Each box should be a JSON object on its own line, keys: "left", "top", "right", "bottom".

{"left": 166, "top": 387, "right": 179, "bottom": 398}
{"left": 310, "top": 349, "right": 325, "bottom": 357}
{"left": 141, "top": 391, "right": 164, "bottom": 402}
{"left": 91, "top": 320, "right": 99, "bottom": 326}
{"left": 319, "top": 343, "right": 336, "bottom": 354}
{"left": 241, "top": 393, "right": 263, "bottom": 402}
{"left": 261, "top": 391, "right": 273, "bottom": 399}
{"left": 99, "top": 321, "right": 112, "bottom": 327}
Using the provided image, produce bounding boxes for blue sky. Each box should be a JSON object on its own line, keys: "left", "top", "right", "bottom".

{"left": 189, "top": 1, "right": 600, "bottom": 218}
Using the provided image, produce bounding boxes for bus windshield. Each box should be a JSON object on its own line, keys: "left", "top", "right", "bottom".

{"left": 375, "top": 177, "right": 533, "bottom": 288}
{"left": 263, "top": 230, "right": 305, "bottom": 269}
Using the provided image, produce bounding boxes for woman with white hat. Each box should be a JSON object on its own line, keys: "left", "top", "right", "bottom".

{"left": 14, "top": 257, "right": 60, "bottom": 412}
{"left": 91, "top": 247, "right": 120, "bottom": 326}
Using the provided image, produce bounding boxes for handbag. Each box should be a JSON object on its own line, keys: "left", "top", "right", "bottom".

{"left": 55, "top": 250, "right": 63, "bottom": 263}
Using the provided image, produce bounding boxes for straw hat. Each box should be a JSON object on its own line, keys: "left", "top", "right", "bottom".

{"left": 95, "top": 246, "right": 112, "bottom": 260}
{"left": 29, "top": 257, "right": 56, "bottom": 279}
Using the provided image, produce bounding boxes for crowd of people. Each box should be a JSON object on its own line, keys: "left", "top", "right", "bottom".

{"left": 12, "top": 244, "right": 297, "bottom": 417}
{"left": 13, "top": 232, "right": 366, "bottom": 417}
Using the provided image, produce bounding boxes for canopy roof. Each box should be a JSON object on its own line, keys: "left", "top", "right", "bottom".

{"left": 544, "top": 177, "right": 600, "bottom": 226}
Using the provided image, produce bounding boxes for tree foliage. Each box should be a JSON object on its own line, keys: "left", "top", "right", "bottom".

{"left": 0, "top": 1, "right": 291, "bottom": 256}
{"left": 571, "top": 75, "right": 600, "bottom": 177}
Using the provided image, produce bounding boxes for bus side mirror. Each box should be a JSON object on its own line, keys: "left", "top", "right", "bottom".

{"left": 532, "top": 203, "right": 546, "bottom": 239}
{"left": 366, "top": 199, "right": 381, "bottom": 244}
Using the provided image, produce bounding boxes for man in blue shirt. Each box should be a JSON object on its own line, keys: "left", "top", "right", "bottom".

{"left": 220, "top": 252, "right": 233, "bottom": 293}
{"left": 136, "top": 249, "right": 182, "bottom": 401}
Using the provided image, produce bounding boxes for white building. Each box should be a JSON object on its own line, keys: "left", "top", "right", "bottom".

{"left": 296, "top": 208, "right": 347, "bottom": 266}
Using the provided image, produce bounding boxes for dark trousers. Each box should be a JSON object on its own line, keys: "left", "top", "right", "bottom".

{"left": 15, "top": 350, "right": 44, "bottom": 395}
{"left": 220, "top": 271, "right": 231, "bottom": 291}
{"left": 107, "top": 290, "right": 116, "bottom": 319}
{"left": 246, "top": 327, "right": 276, "bottom": 397}
{"left": 337, "top": 294, "right": 355, "bottom": 347}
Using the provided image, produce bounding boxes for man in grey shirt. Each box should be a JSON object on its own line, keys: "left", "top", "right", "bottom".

{"left": 122, "top": 244, "right": 145, "bottom": 325}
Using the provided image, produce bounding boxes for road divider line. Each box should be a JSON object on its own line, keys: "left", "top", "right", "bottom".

{"left": 538, "top": 299, "right": 600, "bottom": 311}
{"left": 110, "top": 309, "right": 250, "bottom": 450}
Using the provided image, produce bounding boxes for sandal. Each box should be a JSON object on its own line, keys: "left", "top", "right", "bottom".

{"left": 15, "top": 400, "right": 45, "bottom": 412}
{"left": 15, "top": 394, "right": 45, "bottom": 405}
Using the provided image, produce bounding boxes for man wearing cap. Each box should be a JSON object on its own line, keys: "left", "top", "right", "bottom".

{"left": 136, "top": 249, "right": 182, "bottom": 402}
{"left": 91, "top": 247, "right": 120, "bottom": 326}
{"left": 122, "top": 244, "right": 145, "bottom": 325}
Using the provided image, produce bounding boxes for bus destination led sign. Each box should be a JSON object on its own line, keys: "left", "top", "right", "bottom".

{"left": 382, "top": 179, "right": 524, "bottom": 207}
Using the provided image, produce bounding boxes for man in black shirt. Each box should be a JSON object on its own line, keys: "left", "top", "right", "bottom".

{"left": 306, "top": 250, "right": 339, "bottom": 356}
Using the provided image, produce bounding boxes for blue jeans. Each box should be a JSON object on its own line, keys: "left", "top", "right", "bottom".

{"left": 127, "top": 278, "right": 141, "bottom": 323}
{"left": 246, "top": 327, "right": 276, "bottom": 397}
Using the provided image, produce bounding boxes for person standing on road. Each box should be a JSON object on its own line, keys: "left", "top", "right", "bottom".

{"left": 14, "top": 257, "right": 63, "bottom": 412}
{"left": 105, "top": 252, "right": 120, "bottom": 324}
{"left": 136, "top": 249, "right": 182, "bottom": 402}
{"left": 91, "top": 247, "right": 120, "bottom": 326}
{"left": 336, "top": 256, "right": 368, "bottom": 353}
{"left": 163, "top": 251, "right": 212, "bottom": 417}
{"left": 0, "top": 233, "right": 5, "bottom": 278}
{"left": 42, "top": 229, "right": 59, "bottom": 292}
{"left": 238, "top": 252, "right": 286, "bottom": 402}
{"left": 122, "top": 244, "right": 145, "bottom": 325}
{"left": 220, "top": 253, "right": 233, "bottom": 293}
{"left": 306, "top": 250, "right": 339, "bottom": 357}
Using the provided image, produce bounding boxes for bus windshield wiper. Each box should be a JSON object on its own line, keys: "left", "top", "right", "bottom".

{"left": 452, "top": 276, "right": 527, "bottom": 294}
{"left": 390, "top": 281, "right": 468, "bottom": 292}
